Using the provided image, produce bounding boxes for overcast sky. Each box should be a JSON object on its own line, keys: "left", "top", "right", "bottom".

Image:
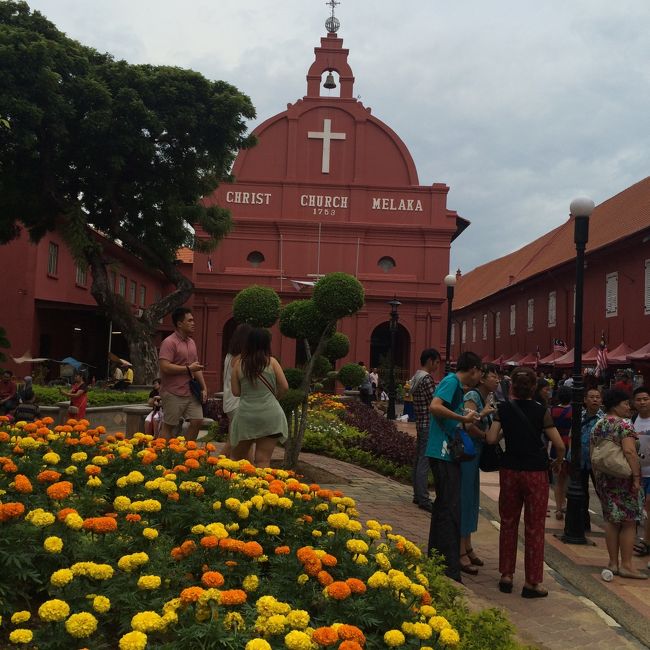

{"left": 25, "top": 0, "right": 650, "bottom": 273}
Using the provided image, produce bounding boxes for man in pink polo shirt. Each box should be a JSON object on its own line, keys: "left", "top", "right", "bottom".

{"left": 158, "top": 307, "right": 207, "bottom": 440}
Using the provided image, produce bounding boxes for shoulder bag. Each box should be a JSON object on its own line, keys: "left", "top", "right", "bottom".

{"left": 447, "top": 425, "right": 476, "bottom": 462}
{"left": 257, "top": 372, "right": 277, "bottom": 398}
{"left": 590, "top": 437, "right": 632, "bottom": 479}
{"left": 186, "top": 367, "right": 203, "bottom": 402}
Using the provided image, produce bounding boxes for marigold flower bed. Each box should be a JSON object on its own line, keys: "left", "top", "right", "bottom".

{"left": 0, "top": 415, "right": 465, "bottom": 649}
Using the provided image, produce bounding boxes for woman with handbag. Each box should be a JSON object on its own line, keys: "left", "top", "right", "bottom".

{"left": 230, "top": 328, "right": 289, "bottom": 467}
{"left": 590, "top": 389, "right": 646, "bottom": 579}
{"left": 459, "top": 364, "right": 498, "bottom": 574}
{"left": 486, "top": 367, "right": 565, "bottom": 598}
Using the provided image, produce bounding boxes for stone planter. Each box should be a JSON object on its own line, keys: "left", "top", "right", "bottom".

{"left": 55, "top": 402, "right": 133, "bottom": 430}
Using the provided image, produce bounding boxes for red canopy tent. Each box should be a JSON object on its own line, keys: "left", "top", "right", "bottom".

{"left": 552, "top": 348, "right": 575, "bottom": 368}
{"left": 504, "top": 352, "right": 525, "bottom": 366}
{"left": 481, "top": 354, "right": 492, "bottom": 363}
{"left": 518, "top": 352, "right": 539, "bottom": 367}
{"left": 580, "top": 346, "right": 599, "bottom": 365}
{"left": 607, "top": 342, "right": 634, "bottom": 364}
{"left": 538, "top": 350, "right": 565, "bottom": 365}
{"left": 490, "top": 354, "right": 505, "bottom": 368}
{"left": 627, "top": 342, "right": 650, "bottom": 361}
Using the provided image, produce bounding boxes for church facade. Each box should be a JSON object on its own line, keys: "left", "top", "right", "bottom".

{"left": 192, "top": 25, "right": 468, "bottom": 390}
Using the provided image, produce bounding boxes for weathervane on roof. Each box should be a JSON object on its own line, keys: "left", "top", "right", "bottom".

{"left": 325, "top": 0, "right": 340, "bottom": 34}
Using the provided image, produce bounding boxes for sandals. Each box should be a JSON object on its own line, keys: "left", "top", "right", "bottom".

{"left": 498, "top": 577, "right": 513, "bottom": 593}
{"left": 460, "top": 553, "right": 478, "bottom": 575}
{"left": 633, "top": 540, "right": 650, "bottom": 557}
{"left": 618, "top": 569, "right": 648, "bottom": 580}
{"left": 466, "top": 548, "right": 484, "bottom": 566}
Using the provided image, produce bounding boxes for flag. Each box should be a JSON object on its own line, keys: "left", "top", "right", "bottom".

{"left": 553, "top": 338, "right": 567, "bottom": 353}
{"left": 595, "top": 333, "right": 608, "bottom": 377}
{"left": 207, "top": 258, "right": 213, "bottom": 272}
{"left": 534, "top": 345, "right": 541, "bottom": 369}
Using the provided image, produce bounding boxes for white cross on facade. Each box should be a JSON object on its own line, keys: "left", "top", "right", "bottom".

{"left": 308, "top": 118, "right": 346, "bottom": 174}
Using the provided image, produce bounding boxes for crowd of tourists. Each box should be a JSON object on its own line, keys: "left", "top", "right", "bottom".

{"left": 408, "top": 348, "right": 650, "bottom": 595}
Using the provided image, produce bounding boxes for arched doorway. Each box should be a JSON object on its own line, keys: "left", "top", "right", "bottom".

{"left": 370, "top": 322, "right": 411, "bottom": 383}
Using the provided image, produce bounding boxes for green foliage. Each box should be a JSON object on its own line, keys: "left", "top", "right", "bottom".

{"left": 232, "top": 286, "right": 281, "bottom": 327}
{"left": 313, "top": 272, "right": 365, "bottom": 319}
{"left": 324, "top": 332, "right": 350, "bottom": 361}
{"left": 283, "top": 368, "right": 305, "bottom": 390}
{"left": 311, "top": 355, "right": 332, "bottom": 379}
{"left": 278, "top": 388, "right": 306, "bottom": 417}
{"left": 279, "top": 299, "right": 331, "bottom": 342}
{"left": 337, "top": 362, "right": 367, "bottom": 388}
{"left": 33, "top": 386, "right": 149, "bottom": 406}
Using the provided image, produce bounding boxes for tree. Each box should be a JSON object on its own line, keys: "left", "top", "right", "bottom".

{"left": 0, "top": 1, "right": 256, "bottom": 380}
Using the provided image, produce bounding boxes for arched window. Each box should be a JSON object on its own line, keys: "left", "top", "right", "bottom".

{"left": 247, "top": 251, "right": 265, "bottom": 267}
{"left": 377, "top": 256, "right": 396, "bottom": 273}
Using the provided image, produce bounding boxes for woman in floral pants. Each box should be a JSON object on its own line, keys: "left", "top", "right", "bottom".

{"left": 487, "top": 367, "right": 565, "bottom": 598}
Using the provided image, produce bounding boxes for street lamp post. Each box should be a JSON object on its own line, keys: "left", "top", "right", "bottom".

{"left": 387, "top": 297, "right": 401, "bottom": 420}
{"left": 562, "top": 196, "right": 595, "bottom": 545}
{"left": 444, "top": 274, "right": 457, "bottom": 373}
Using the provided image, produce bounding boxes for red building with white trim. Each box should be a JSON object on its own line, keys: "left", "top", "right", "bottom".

{"left": 451, "top": 177, "right": 650, "bottom": 382}
{"left": 192, "top": 25, "right": 468, "bottom": 390}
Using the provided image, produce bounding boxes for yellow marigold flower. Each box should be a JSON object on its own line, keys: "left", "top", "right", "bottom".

{"left": 346, "top": 539, "right": 369, "bottom": 554}
{"left": 65, "top": 512, "right": 84, "bottom": 530}
{"left": 297, "top": 574, "right": 309, "bottom": 585}
{"left": 43, "top": 535, "right": 63, "bottom": 553}
{"left": 225, "top": 497, "right": 241, "bottom": 511}
{"left": 429, "top": 616, "right": 451, "bottom": 632}
{"left": 119, "top": 630, "right": 148, "bottom": 650}
{"left": 227, "top": 523, "right": 240, "bottom": 532}
{"left": 384, "top": 629, "right": 406, "bottom": 646}
{"left": 205, "top": 522, "right": 229, "bottom": 538}
{"left": 284, "top": 629, "right": 311, "bottom": 650}
{"left": 127, "top": 471, "right": 145, "bottom": 484}
{"left": 64, "top": 465, "right": 78, "bottom": 474}
{"left": 42, "top": 451, "right": 61, "bottom": 465}
{"left": 409, "top": 583, "right": 426, "bottom": 598}
{"left": 224, "top": 611, "right": 245, "bottom": 631}
{"left": 25, "top": 508, "right": 55, "bottom": 527}
{"left": 346, "top": 519, "right": 362, "bottom": 532}
{"left": 355, "top": 554, "right": 368, "bottom": 564}
{"left": 243, "top": 527, "right": 259, "bottom": 536}
{"left": 212, "top": 500, "right": 222, "bottom": 510}
{"left": 314, "top": 503, "right": 329, "bottom": 512}
{"left": 286, "top": 609, "right": 310, "bottom": 630}
{"left": 86, "top": 476, "right": 102, "bottom": 487}
{"left": 265, "top": 525, "right": 280, "bottom": 535}
{"left": 159, "top": 480, "right": 177, "bottom": 495}
{"left": 93, "top": 596, "right": 111, "bottom": 613}
{"left": 138, "top": 575, "right": 161, "bottom": 590}
{"left": 416, "top": 572, "right": 429, "bottom": 587}
{"left": 142, "top": 527, "right": 158, "bottom": 540}
{"left": 388, "top": 570, "right": 411, "bottom": 591}
{"left": 327, "top": 512, "right": 349, "bottom": 529}
{"left": 113, "top": 496, "right": 132, "bottom": 511}
{"left": 401, "top": 622, "right": 414, "bottom": 635}
{"left": 91, "top": 455, "right": 108, "bottom": 465}
{"left": 366, "top": 529, "right": 381, "bottom": 539}
{"left": 420, "top": 605, "right": 437, "bottom": 618}
{"left": 191, "top": 524, "right": 205, "bottom": 534}
{"left": 116, "top": 477, "right": 128, "bottom": 488}
{"left": 277, "top": 497, "right": 293, "bottom": 509}
{"left": 50, "top": 569, "right": 74, "bottom": 587}
{"left": 131, "top": 611, "right": 165, "bottom": 633}
{"left": 245, "top": 639, "right": 272, "bottom": 650}
{"left": 312, "top": 530, "right": 322, "bottom": 538}
{"left": 118, "top": 552, "right": 149, "bottom": 572}
{"left": 8, "top": 629, "right": 33, "bottom": 644}
{"left": 11, "top": 611, "right": 30, "bottom": 624}
{"left": 367, "top": 571, "right": 389, "bottom": 588}
{"left": 179, "top": 480, "right": 202, "bottom": 492}
{"left": 238, "top": 505, "right": 250, "bottom": 519}
{"left": 265, "top": 614, "right": 287, "bottom": 634}
{"left": 412, "top": 622, "right": 432, "bottom": 640}
{"left": 439, "top": 628, "right": 460, "bottom": 646}
{"left": 263, "top": 492, "right": 279, "bottom": 506}
{"left": 71, "top": 452, "right": 88, "bottom": 462}
{"left": 243, "top": 574, "right": 259, "bottom": 592}
{"left": 65, "top": 612, "right": 98, "bottom": 638}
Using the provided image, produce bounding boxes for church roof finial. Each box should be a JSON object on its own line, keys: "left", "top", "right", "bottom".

{"left": 325, "top": 0, "right": 340, "bottom": 34}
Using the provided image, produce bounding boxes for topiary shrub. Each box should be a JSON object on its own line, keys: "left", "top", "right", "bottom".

{"left": 279, "top": 388, "right": 306, "bottom": 417}
{"left": 232, "top": 285, "right": 281, "bottom": 327}
{"left": 311, "top": 355, "right": 332, "bottom": 379}
{"left": 283, "top": 368, "right": 305, "bottom": 390}
{"left": 313, "top": 272, "right": 364, "bottom": 319}
{"left": 279, "top": 299, "right": 332, "bottom": 342}
{"left": 324, "top": 332, "right": 350, "bottom": 361}
{"left": 337, "top": 362, "right": 367, "bottom": 389}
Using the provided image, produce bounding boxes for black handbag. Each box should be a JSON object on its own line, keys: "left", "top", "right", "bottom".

{"left": 187, "top": 367, "right": 203, "bottom": 402}
{"left": 479, "top": 443, "right": 502, "bottom": 472}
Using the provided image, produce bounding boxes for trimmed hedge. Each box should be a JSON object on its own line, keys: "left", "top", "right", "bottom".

{"left": 33, "top": 386, "right": 150, "bottom": 407}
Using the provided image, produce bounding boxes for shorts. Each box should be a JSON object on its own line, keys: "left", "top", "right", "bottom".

{"left": 642, "top": 477, "right": 650, "bottom": 497}
{"left": 161, "top": 393, "right": 203, "bottom": 426}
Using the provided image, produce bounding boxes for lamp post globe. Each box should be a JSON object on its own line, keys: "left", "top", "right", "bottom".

{"left": 562, "top": 196, "right": 594, "bottom": 545}
{"left": 444, "top": 274, "right": 456, "bottom": 373}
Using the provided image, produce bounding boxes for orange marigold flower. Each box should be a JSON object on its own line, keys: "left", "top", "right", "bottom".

{"left": 37, "top": 470, "right": 62, "bottom": 483}
{"left": 14, "top": 474, "right": 33, "bottom": 493}
{"left": 180, "top": 540, "right": 197, "bottom": 555}
{"left": 42, "top": 416, "right": 54, "bottom": 425}
{"left": 312, "top": 627, "right": 339, "bottom": 646}
{"left": 0, "top": 502, "right": 25, "bottom": 522}
{"left": 185, "top": 458, "right": 200, "bottom": 469}
{"left": 82, "top": 517, "right": 118, "bottom": 534}
{"left": 325, "top": 581, "right": 351, "bottom": 600}
{"left": 201, "top": 571, "right": 225, "bottom": 587}
{"left": 321, "top": 554, "right": 337, "bottom": 567}
{"left": 184, "top": 450, "right": 201, "bottom": 460}
{"left": 242, "top": 541, "right": 264, "bottom": 558}
{"left": 274, "top": 546, "right": 291, "bottom": 555}
{"left": 215, "top": 469, "right": 232, "bottom": 479}
{"left": 239, "top": 462, "right": 256, "bottom": 475}
{"left": 268, "top": 480, "right": 285, "bottom": 495}
{"left": 317, "top": 571, "right": 334, "bottom": 586}
{"left": 167, "top": 492, "right": 180, "bottom": 502}
{"left": 57, "top": 507, "right": 78, "bottom": 521}
{"left": 180, "top": 586, "right": 204, "bottom": 604}
{"left": 309, "top": 483, "right": 321, "bottom": 492}
{"left": 337, "top": 624, "right": 365, "bottom": 645}
{"left": 79, "top": 435, "right": 95, "bottom": 446}
{"left": 141, "top": 452, "right": 157, "bottom": 465}
{"left": 171, "top": 547, "right": 184, "bottom": 561}
{"left": 304, "top": 558, "right": 322, "bottom": 577}
{"left": 0, "top": 431, "right": 9, "bottom": 443}
{"left": 186, "top": 441, "right": 197, "bottom": 450}
{"left": 224, "top": 560, "right": 238, "bottom": 567}
{"left": 201, "top": 536, "right": 218, "bottom": 549}
{"left": 206, "top": 456, "right": 219, "bottom": 465}
{"left": 219, "top": 589, "right": 247, "bottom": 606}
{"left": 302, "top": 515, "right": 313, "bottom": 523}
{"left": 85, "top": 465, "right": 101, "bottom": 476}
{"left": 420, "top": 591, "right": 432, "bottom": 605}
{"left": 125, "top": 513, "right": 141, "bottom": 522}
{"left": 173, "top": 465, "right": 189, "bottom": 473}
{"left": 345, "top": 578, "right": 366, "bottom": 594}
{"left": 316, "top": 489, "right": 333, "bottom": 500}
{"left": 3, "top": 461, "right": 18, "bottom": 474}
{"left": 339, "top": 641, "right": 363, "bottom": 650}
{"left": 46, "top": 481, "right": 73, "bottom": 501}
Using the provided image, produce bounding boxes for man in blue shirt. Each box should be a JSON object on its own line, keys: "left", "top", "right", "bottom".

{"left": 580, "top": 387, "right": 603, "bottom": 532}
{"left": 426, "top": 351, "right": 482, "bottom": 582}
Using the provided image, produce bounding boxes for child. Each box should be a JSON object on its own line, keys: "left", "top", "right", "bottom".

{"left": 13, "top": 389, "right": 41, "bottom": 423}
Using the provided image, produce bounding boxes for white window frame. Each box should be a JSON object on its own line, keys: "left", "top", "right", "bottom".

{"left": 527, "top": 298, "right": 534, "bottom": 332}
{"left": 75, "top": 263, "right": 87, "bottom": 287}
{"left": 606, "top": 272, "right": 618, "bottom": 318}
{"left": 495, "top": 312, "right": 501, "bottom": 339}
{"left": 461, "top": 321, "right": 467, "bottom": 344}
{"left": 47, "top": 242, "right": 58, "bottom": 276}
{"left": 471, "top": 317, "right": 477, "bottom": 343}
{"left": 509, "top": 304, "right": 516, "bottom": 335}
{"left": 139, "top": 285, "right": 146, "bottom": 308}
{"left": 482, "top": 314, "right": 488, "bottom": 340}
{"left": 548, "top": 291, "right": 556, "bottom": 327}
{"left": 129, "top": 280, "right": 137, "bottom": 305}
{"left": 118, "top": 275, "right": 126, "bottom": 297}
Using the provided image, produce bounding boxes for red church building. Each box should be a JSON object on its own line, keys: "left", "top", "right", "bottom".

{"left": 192, "top": 21, "right": 467, "bottom": 390}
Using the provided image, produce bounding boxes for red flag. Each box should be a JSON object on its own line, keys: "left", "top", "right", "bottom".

{"left": 595, "top": 333, "right": 608, "bottom": 377}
